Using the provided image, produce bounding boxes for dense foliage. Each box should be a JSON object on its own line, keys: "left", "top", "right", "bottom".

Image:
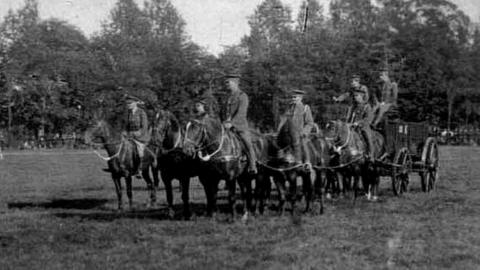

{"left": 0, "top": 0, "right": 479, "bottom": 143}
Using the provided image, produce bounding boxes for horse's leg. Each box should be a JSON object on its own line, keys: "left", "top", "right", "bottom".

{"left": 112, "top": 176, "right": 123, "bottom": 211}
{"left": 226, "top": 178, "right": 237, "bottom": 222}
{"left": 274, "top": 175, "right": 287, "bottom": 216}
{"left": 161, "top": 173, "right": 175, "bottom": 218}
{"left": 201, "top": 178, "right": 217, "bottom": 218}
{"left": 152, "top": 166, "right": 161, "bottom": 188}
{"left": 126, "top": 176, "right": 133, "bottom": 210}
{"left": 302, "top": 171, "right": 313, "bottom": 213}
{"left": 180, "top": 176, "right": 191, "bottom": 220}
{"left": 142, "top": 169, "right": 156, "bottom": 208}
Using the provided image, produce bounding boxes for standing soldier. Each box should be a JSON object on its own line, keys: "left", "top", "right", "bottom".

{"left": 372, "top": 68, "right": 398, "bottom": 126}
{"left": 223, "top": 73, "right": 257, "bottom": 174}
{"left": 287, "top": 89, "right": 314, "bottom": 167}
{"left": 125, "top": 94, "right": 151, "bottom": 175}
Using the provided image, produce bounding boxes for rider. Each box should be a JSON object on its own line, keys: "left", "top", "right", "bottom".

{"left": 193, "top": 98, "right": 210, "bottom": 121}
{"left": 223, "top": 72, "right": 257, "bottom": 174}
{"left": 350, "top": 87, "right": 376, "bottom": 162}
{"left": 372, "top": 68, "right": 399, "bottom": 126}
{"left": 333, "top": 74, "right": 373, "bottom": 122}
{"left": 125, "top": 94, "right": 151, "bottom": 175}
{"left": 288, "top": 89, "right": 314, "bottom": 168}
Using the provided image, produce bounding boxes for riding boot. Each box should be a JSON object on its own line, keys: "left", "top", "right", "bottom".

{"left": 135, "top": 142, "right": 146, "bottom": 179}
{"left": 362, "top": 129, "right": 375, "bottom": 163}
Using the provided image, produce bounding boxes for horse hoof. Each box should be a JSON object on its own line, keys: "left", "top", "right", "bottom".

{"left": 168, "top": 209, "right": 175, "bottom": 219}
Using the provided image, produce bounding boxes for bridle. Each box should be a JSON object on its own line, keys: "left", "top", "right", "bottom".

{"left": 184, "top": 120, "right": 225, "bottom": 161}
{"left": 153, "top": 116, "right": 182, "bottom": 152}
{"left": 325, "top": 121, "right": 352, "bottom": 153}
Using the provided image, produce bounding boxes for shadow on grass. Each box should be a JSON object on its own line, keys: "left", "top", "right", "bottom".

{"left": 7, "top": 198, "right": 109, "bottom": 210}
{"left": 51, "top": 203, "right": 238, "bottom": 222}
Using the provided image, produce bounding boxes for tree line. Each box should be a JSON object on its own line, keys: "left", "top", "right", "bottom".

{"left": 0, "top": 0, "right": 479, "bottom": 145}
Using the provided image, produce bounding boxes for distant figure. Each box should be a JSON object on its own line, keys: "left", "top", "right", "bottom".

{"left": 125, "top": 94, "right": 151, "bottom": 175}
{"left": 372, "top": 68, "right": 398, "bottom": 126}
{"left": 223, "top": 73, "right": 257, "bottom": 174}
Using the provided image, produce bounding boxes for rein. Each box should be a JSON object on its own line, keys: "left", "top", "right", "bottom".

{"left": 184, "top": 120, "right": 228, "bottom": 162}
{"left": 326, "top": 124, "right": 352, "bottom": 153}
{"left": 93, "top": 140, "right": 124, "bottom": 161}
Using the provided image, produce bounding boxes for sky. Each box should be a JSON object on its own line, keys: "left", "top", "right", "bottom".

{"left": 0, "top": 0, "right": 479, "bottom": 55}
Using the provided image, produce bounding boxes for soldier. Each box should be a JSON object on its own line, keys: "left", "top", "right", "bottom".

{"left": 125, "top": 94, "right": 151, "bottom": 175}
{"left": 350, "top": 88, "right": 375, "bottom": 162}
{"left": 372, "top": 68, "right": 398, "bottom": 126}
{"left": 223, "top": 73, "right": 257, "bottom": 174}
{"left": 193, "top": 98, "right": 210, "bottom": 121}
{"left": 288, "top": 89, "right": 314, "bottom": 168}
{"left": 334, "top": 74, "right": 372, "bottom": 122}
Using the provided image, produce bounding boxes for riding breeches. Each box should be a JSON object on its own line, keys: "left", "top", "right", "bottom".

{"left": 359, "top": 126, "right": 375, "bottom": 159}
{"left": 132, "top": 140, "right": 145, "bottom": 158}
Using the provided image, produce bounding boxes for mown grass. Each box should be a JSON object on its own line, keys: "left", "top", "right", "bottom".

{"left": 1, "top": 147, "right": 479, "bottom": 270}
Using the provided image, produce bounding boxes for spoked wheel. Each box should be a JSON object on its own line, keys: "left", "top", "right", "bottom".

{"left": 420, "top": 137, "right": 439, "bottom": 192}
{"left": 392, "top": 147, "right": 410, "bottom": 196}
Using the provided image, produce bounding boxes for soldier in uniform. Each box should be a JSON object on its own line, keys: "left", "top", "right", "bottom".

{"left": 372, "top": 68, "right": 398, "bottom": 126}
{"left": 333, "top": 74, "right": 373, "bottom": 122}
{"left": 350, "top": 88, "right": 375, "bottom": 162}
{"left": 287, "top": 89, "right": 314, "bottom": 167}
{"left": 193, "top": 98, "right": 210, "bottom": 121}
{"left": 125, "top": 94, "right": 151, "bottom": 174}
{"left": 223, "top": 73, "right": 257, "bottom": 174}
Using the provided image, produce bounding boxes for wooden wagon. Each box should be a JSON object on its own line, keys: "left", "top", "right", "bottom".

{"left": 376, "top": 120, "right": 439, "bottom": 195}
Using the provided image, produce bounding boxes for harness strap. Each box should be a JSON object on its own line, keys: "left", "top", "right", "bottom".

{"left": 198, "top": 126, "right": 225, "bottom": 161}
{"left": 93, "top": 141, "right": 124, "bottom": 161}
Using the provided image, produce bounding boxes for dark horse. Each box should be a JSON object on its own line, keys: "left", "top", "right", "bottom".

{"left": 324, "top": 120, "right": 385, "bottom": 201}
{"left": 150, "top": 110, "right": 196, "bottom": 219}
{"left": 265, "top": 115, "right": 327, "bottom": 216}
{"left": 84, "top": 117, "right": 157, "bottom": 210}
{"left": 183, "top": 116, "right": 263, "bottom": 222}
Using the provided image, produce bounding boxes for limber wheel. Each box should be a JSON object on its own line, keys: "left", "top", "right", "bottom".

{"left": 392, "top": 147, "right": 410, "bottom": 196}
{"left": 420, "top": 137, "right": 439, "bottom": 192}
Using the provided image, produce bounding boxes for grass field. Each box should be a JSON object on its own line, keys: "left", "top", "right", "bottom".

{"left": 1, "top": 147, "right": 480, "bottom": 270}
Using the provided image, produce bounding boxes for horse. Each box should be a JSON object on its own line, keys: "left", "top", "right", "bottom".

{"left": 264, "top": 115, "right": 327, "bottom": 216}
{"left": 182, "top": 115, "right": 262, "bottom": 222}
{"left": 84, "top": 117, "right": 156, "bottom": 210}
{"left": 324, "top": 120, "right": 385, "bottom": 201}
{"left": 150, "top": 110, "right": 196, "bottom": 219}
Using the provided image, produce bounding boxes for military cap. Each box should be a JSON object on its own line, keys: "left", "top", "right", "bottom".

{"left": 291, "top": 89, "right": 306, "bottom": 96}
{"left": 125, "top": 94, "right": 143, "bottom": 104}
{"left": 352, "top": 86, "right": 368, "bottom": 95}
{"left": 351, "top": 74, "right": 361, "bottom": 80}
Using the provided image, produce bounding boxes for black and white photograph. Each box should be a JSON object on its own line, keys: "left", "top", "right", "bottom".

{"left": 1, "top": 0, "right": 480, "bottom": 269}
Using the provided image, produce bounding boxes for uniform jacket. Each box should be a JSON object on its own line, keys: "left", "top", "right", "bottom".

{"left": 289, "top": 102, "right": 314, "bottom": 135}
{"left": 338, "top": 84, "right": 370, "bottom": 104}
{"left": 351, "top": 102, "right": 374, "bottom": 126}
{"left": 127, "top": 107, "right": 150, "bottom": 143}
{"left": 225, "top": 89, "right": 249, "bottom": 131}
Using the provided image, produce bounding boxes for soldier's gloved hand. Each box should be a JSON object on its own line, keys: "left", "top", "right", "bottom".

{"left": 224, "top": 122, "right": 233, "bottom": 130}
{"left": 333, "top": 97, "right": 339, "bottom": 102}
{"left": 121, "top": 131, "right": 128, "bottom": 138}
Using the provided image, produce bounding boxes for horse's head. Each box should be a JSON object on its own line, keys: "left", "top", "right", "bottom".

{"left": 324, "top": 120, "right": 351, "bottom": 150}
{"left": 84, "top": 118, "right": 111, "bottom": 145}
{"left": 183, "top": 119, "right": 207, "bottom": 157}
{"left": 152, "top": 110, "right": 171, "bottom": 142}
{"left": 183, "top": 118, "right": 221, "bottom": 158}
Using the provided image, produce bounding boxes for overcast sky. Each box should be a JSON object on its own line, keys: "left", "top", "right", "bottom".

{"left": 1, "top": 0, "right": 479, "bottom": 55}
